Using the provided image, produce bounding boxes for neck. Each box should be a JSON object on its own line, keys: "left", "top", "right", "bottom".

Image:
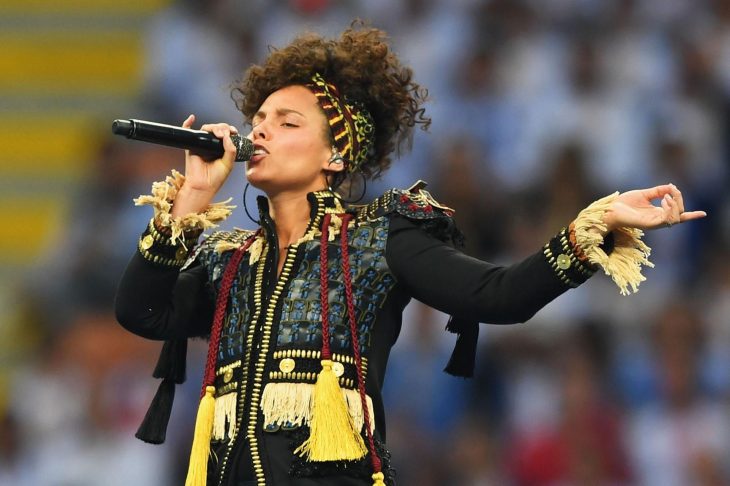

{"left": 267, "top": 189, "right": 319, "bottom": 248}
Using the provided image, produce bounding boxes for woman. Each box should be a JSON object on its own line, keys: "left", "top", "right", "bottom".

{"left": 115, "top": 26, "right": 705, "bottom": 486}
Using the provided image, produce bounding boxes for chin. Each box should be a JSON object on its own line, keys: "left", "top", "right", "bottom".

{"left": 246, "top": 174, "right": 284, "bottom": 197}
{"left": 245, "top": 168, "right": 269, "bottom": 189}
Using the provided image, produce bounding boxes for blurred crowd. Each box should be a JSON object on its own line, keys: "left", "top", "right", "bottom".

{"left": 3, "top": 0, "right": 730, "bottom": 484}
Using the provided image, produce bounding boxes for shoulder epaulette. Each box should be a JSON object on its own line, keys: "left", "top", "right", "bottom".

{"left": 354, "top": 180, "right": 455, "bottom": 222}
{"left": 181, "top": 228, "right": 257, "bottom": 271}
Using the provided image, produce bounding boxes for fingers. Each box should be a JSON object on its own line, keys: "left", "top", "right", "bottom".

{"left": 221, "top": 131, "right": 237, "bottom": 164}
{"left": 679, "top": 210, "right": 707, "bottom": 223}
{"left": 641, "top": 184, "right": 673, "bottom": 200}
{"left": 661, "top": 193, "right": 678, "bottom": 225}
{"left": 182, "top": 114, "right": 195, "bottom": 129}
{"left": 200, "top": 123, "right": 239, "bottom": 140}
{"left": 662, "top": 191, "right": 707, "bottom": 228}
{"left": 642, "top": 183, "right": 684, "bottom": 210}
{"left": 667, "top": 183, "right": 685, "bottom": 213}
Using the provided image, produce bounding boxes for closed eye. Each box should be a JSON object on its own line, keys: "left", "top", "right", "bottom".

{"left": 282, "top": 122, "right": 299, "bottom": 127}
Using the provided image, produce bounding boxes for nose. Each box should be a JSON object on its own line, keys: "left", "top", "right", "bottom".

{"left": 252, "top": 121, "right": 268, "bottom": 141}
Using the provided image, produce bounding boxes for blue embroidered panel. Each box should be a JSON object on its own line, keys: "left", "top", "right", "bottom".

{"left": 194, "top": 230, "right": 256, "bottom": 362}
{"left": 277, "top": 218, "right": 395, "bottom": 355}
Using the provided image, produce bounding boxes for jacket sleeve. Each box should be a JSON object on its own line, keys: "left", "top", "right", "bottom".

{"left": 385, "top": 214, "right": 594, "bottom": 324}
{"left": 114, "top": 248, "right": 215, "bottom": 341}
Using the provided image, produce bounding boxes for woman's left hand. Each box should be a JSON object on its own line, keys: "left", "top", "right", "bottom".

{"left": 602, "top": 183, "right": 707, "bottom": 233}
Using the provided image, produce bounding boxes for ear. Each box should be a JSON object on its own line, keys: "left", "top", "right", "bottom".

{"left": 321, "top": 147, "right": 345, "bottom": 173}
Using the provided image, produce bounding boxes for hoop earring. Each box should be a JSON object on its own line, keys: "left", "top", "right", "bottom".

{"left": 243, "top": 182, "right": 261, "bottom": 225}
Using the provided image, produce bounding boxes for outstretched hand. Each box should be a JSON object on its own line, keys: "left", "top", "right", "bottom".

{"left": 602, "top": 184, "right": 707, "bottom": 233}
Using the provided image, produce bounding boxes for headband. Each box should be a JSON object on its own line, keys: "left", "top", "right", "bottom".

{"left": 306, "top": 73, "right": 375, "bottom": 173}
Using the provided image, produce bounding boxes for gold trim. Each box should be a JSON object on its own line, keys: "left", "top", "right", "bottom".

{"left": 217, "top": 243, "right": 268, "bottom": 485}
{"left": 272, "top": 349, "right": 368, "bottom": 367}
{"left": 246, "top": 244, "right": 297, "bottom": 484}
{"left": 216, "top": 360, "right": 242, "bottom": 376}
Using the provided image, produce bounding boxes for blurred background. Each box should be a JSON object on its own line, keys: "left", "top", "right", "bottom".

{"left": 1, "top": 0, "right": 730, "bottom": 484}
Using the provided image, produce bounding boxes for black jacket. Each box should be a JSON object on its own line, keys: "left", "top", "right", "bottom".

{"left": 115, "top": 186, "right": 595, "bottom": 486}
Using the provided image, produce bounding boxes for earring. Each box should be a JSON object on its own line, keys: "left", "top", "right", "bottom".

{"left": 328, "top": 147, "right": 344, "bottom": 166}
{"left": 242, "top": 182, "right": 261, "bottom": 225}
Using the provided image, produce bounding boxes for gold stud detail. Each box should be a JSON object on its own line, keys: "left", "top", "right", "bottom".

{"left": 140, "top": 234, "right": 154, "bottom": 250}
{"left": 557, "top": 253, "right": 571, "bottom": 270}
{"left": 279, "top": 358, "right": 295, "bottom": 374}
{"left": 332, "top": 361, "right": 345, "bottom": 377}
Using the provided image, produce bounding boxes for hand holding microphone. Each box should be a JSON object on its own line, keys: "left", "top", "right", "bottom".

{"left": 113, "top": 115, "right": 253, "bottom": 216}
{"left": 111, "top": 117, "right": 254, "bottom": 161}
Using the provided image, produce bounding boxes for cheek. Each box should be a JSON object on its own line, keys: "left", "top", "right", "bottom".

{"left": 282, "top": 134, "right": 329, "bottom": 169}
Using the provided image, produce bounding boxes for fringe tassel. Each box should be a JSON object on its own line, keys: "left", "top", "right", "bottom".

{"left": 372, "top": 472, "right": 386, "bottom": 486}
{"left": 212, "top": 392, "right": 237, "bottom": 441}
{"left": 135, "top": 378, "right": 175, "bottom": 444}
{"left": 185, "top": 386, "right": 216, "bottom": 486}
{"left": 343, "top": 387, "right": 376, "bottom": 435}
{"left": 262, "top": 382, "right": 313, "bottom": 429}
{"left": 328, "top": 214, "right": 343, "bottom": 242}
{"left": 247, "top": 234, "right": 265, "bottom": 264}
{"left": 443, "top": 316, "right": 479, "bottom": 378}
{"left": 214, "top": 240, "right": 241, "bottom": 253}
{"left": 573, "top": 192, "right": 654, "bottom": 296}
{"left": 134, "top": 169, "right": 235, "bottom": 246}
{"left": 293, "top": 360, "right": 368, "bottom": 461}
{"left": 261, "top": 382, "right": 375, "bottom": 434}
{"left": 136, "top": 339, "right": 188, "bottom": 444}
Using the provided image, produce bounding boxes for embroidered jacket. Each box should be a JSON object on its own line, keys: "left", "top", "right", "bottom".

{"left": 115, "top": 184, "right": 597, "bottom": 486}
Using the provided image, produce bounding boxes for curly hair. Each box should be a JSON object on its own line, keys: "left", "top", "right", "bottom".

{"left": 232, "top": 24, "right": 431, "bottom": 182}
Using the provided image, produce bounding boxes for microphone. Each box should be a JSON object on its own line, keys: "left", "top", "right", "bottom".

{"left": 112, "top": 118, "right": 254, "bottom": 162}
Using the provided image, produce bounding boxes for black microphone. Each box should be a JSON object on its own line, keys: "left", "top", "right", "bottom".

{"left": 112, "top": 118, "right": 254, "bottom": 162}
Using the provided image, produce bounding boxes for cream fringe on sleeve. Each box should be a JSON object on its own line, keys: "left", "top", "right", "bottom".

{"left": 134, "top": 170, "right": 235, "bottom": 245}
{"left": 573, "top": 192, "right": 654, "bottom": 296}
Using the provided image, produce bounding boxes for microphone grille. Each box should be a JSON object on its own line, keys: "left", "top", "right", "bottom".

{"left": 231, "top": 135, "right": 254, "bottom": 162}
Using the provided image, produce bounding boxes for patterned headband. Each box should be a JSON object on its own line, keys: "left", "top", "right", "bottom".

{"left": 306, "top": 73, "right": 375, "bottom": 173}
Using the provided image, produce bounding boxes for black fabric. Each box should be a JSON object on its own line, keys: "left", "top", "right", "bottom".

{"left": 443, "top": 315, "right": 479, "bottom": 377}
{"left": 115, "top": 195, "right": 583, "bottom": 485}
{"left": 135, "top": 378, "right": 175, "bottom": 444}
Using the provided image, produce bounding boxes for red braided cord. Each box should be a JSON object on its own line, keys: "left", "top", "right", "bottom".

{"left": 319, "top": 214, "right": 332, "bottom": 360}
{"left": 200, "top": 231, "right": 260, "bottom": 398}
{"left": 339, "top": 213, "right": 382, "bottom": 474}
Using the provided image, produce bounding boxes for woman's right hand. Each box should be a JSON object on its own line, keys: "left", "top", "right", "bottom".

{"left": 171, "top": 114, "right": 239, "bottom": 217}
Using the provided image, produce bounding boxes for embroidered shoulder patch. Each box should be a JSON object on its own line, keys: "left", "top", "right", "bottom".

{"left": 181, "top": 228, "right": 256, "bottom": 271}
{"left": 353, "top": 180, "right": 455, "bottom": 222}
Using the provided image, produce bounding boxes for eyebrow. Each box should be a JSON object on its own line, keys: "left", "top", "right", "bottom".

{"left": 253, "top": 107, "right": 306, "bottom": 121}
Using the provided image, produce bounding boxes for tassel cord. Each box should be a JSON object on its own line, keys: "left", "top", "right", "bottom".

{"left": 185, "top": 231, "right": 260, "bottom": 486}
{"left": 200, "top": 230, "right": 261, "bottom": 396}
{"left": 294, "top": 212, "right": 367, "bottom": 462}
{"left": 319, "top": 214, "right": 333, "bottom": 360}
{"left": 340, "top": 213, "right": 383, "bottom": 478}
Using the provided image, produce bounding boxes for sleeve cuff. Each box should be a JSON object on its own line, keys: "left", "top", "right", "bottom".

{"left": 133, "top": 169, "right": 235, "bottom": 246}
{"left": 572, "top": 192, "right": 654, "bottom": 295}
{"left": 138, "top": 218, "right": 202, "bottom": 268}
{"left": 543, "top": 226, "right": 597, "bottom": 288}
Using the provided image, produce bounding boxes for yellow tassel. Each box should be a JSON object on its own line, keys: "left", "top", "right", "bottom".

{"left": 372, "top": 472, "right": 386, "bottom": 486}
{"left": 185, "top": 386, "right": 216, "bottom": 486}
{"left": 294, "top": 360, "right": 367, "bottom": 461}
